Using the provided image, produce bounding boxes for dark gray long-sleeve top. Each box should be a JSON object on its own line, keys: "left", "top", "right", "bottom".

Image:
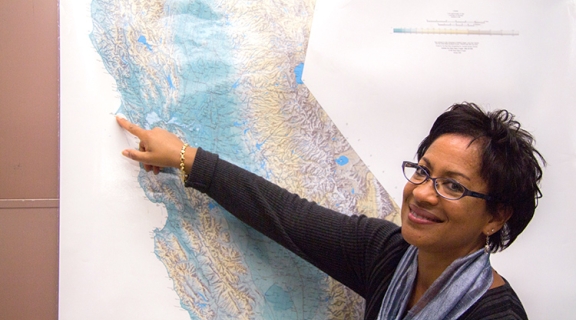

{"left": 186, "top": 148, "right": 528, "bottom": 320}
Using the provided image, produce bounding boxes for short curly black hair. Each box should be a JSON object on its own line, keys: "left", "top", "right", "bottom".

{"left": 416, "top": 102, "right": 545, "bottom": 252}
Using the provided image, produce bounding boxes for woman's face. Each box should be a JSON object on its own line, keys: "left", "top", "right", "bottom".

{"left": 401, "top": 133, "right": 498, "bottom": 259}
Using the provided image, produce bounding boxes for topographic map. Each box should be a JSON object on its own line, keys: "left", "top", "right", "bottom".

{"left": 89, "top": 0, "right": 398, "bottom": 318}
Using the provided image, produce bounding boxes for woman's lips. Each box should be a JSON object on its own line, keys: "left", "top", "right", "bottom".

{"left": 408, "top": 205, "right": 443, "bottom": 224}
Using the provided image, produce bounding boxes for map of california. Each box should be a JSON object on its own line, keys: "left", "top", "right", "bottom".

{"left": 90, "top": 0, "right": 398, "bottom": 318}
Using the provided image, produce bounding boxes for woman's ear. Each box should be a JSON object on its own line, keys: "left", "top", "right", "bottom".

{"left": 486, "top": 205, "right": 512, "bottom": 234}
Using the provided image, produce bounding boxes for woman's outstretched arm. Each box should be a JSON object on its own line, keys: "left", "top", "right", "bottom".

{"left": 116, "top": 116, "right": 405, "bottom": 297}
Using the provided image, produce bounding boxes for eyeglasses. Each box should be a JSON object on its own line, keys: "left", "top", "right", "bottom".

{"left": 402, "top": 161, "right": 492, "bottom": 201}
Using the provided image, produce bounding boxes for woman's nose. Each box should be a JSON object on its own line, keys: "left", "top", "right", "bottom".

{"left": 412, "top": 179, "right": 440, "bottom": 205}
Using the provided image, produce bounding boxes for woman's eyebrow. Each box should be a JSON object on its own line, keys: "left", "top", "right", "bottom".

{"left": 420, "top": 157, "right": 431, "bottom": 168}
{"left": 420, "top": 156, "right": 471, "bottom": 181}
{"left": 444, "top": 170, "right": 471, "bottom": 182}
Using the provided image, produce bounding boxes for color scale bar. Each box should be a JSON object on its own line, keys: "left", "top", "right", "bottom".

{"left": 393, "top": 28, "right": 519, "bottom": 36}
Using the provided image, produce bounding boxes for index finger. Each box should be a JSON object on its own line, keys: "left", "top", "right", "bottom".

{"left": 116, "top": 116, "right": 145, "bottom": 137}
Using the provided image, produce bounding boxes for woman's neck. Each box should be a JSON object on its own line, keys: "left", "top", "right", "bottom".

{"left": 407, "top": 251, "right": 451, "bottom": 308}
{"left": 408, "top": 248, "right": 486, "bottom": 308}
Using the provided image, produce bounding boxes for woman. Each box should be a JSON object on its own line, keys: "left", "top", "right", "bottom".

{"left": 117, "top": 103, "right": 544, "bottom": 319}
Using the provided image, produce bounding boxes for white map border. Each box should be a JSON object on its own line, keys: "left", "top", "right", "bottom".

{"left": 60, "top": 0, "right": 190, "bottom": 318}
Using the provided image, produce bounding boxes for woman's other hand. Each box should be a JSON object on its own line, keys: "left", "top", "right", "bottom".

{"left": 116, "top": 116, "right": 197, "bottom": 175}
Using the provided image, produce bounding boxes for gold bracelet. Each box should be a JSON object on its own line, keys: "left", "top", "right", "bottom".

{"left": 180, "top": 143, "right": 190, "bottom": 183}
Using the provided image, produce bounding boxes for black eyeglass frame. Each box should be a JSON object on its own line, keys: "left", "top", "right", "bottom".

{"left": 402, "top": 161, "right": 493, "bottom": 201}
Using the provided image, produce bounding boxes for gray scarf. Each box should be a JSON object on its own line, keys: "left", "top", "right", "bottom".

{"left": 377, "top": 246, "right": 493, "bottom": 320}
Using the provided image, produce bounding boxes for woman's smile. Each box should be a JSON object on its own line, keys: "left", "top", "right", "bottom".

{"left": 407, "top": 204, "right": 444, "bottom": 224}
